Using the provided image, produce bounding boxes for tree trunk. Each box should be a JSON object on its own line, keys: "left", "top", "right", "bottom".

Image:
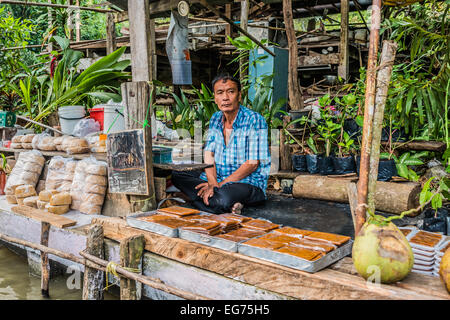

{"left": 282, "top": 0, "right": 304, "bottom": 111}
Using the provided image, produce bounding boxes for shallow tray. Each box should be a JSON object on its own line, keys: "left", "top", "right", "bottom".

{"left": 178, "top": 229, "right": 243, "bottom": 252}
{"left": 126, "top": 211, "right": 180, "bottom": 238}
{"left": 237, "top": 239, "right": 353, "bottom": 273}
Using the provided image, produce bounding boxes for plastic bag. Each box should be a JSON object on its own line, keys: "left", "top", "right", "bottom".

{"left": 70, "top": 156, "right": 107, "bottom": 214}
{"left": 72, "top": 118, "right": 101, "bottom": 137}
{"left": 292, "top": 154, "right": 307, "bottom": 172}
{"left": 332, "top": 156, "right": 356, "bottom": 175}
{"left": 4, "top": 150, "right": 45, "bottom": 194}
{"left": 45, "top": 156, "right": 77, "bottom": 192}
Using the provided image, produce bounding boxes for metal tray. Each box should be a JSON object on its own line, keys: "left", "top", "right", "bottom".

{"left": 126, "top": 211, "right": 180, "bottom": 237}
{"left": 178, "top": 229, "right": 242, "bottom": 252}
{"left": 237, "top": 239, "right": 353, "bottom": 273}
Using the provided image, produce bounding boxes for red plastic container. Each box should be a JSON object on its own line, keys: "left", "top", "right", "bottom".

{"left": 89, "top": 107, "right": 104, "bottom": 131}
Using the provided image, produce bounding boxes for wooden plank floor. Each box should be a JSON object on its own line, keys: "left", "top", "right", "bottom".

{"left": 91, "top": 217, "right": 449, "bottom": 300}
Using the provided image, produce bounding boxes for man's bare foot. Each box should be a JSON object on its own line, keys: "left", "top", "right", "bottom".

{"left": 231, "top": 202, "right": 243, "bottom": 214}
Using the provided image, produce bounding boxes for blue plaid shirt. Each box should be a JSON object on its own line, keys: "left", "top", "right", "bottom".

{"left": 200, "top": 105, "right": 271, "bottom": 195}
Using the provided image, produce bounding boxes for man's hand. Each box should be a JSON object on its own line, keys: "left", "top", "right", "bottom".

{"left": 195, "top": 182, "right": 218, "bottom": 206}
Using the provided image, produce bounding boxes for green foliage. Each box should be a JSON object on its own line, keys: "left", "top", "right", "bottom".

{"left": 392, "top": 151, "right": 428, "bottom": 181}
{"left": 420, "top": 176, "right": 450, "bottom": 212}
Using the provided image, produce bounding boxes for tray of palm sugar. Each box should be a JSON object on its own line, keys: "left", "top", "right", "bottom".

{"left": 435, "top": 239, "right": 450, "bottom": 258}
{"left": 218, "top": 213, "right": 252, "bottom": 225}
{"left": 178, "top": 215, "right": 254, "bottom": 252}
{"left": 398, "top": 226, "right": 419, "bottom": 240}
{"left": 408, "top": 230, "right": 445, "bottom": 252}
{"left": 157, "top": 205, "right": 200, "bottom": 217}
{"left": 272, "top": 226, "right": 314, "bottom": 239}
{"left": 127, "top": 211, "right": 195, "bottom": 237}
{"left": 240, "top": 218, "right": 280, "bottom": 232}
{"left": 238, "top": 230, "right": 353, "bottom": 273}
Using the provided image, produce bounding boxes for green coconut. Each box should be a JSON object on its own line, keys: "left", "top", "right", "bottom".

{"left": 439, "top": 247, "right": 450, "bottom": 293}
{"left": 352, "top": 214, "right": 414, "bottom": 284}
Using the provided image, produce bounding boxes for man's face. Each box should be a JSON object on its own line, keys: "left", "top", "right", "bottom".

{"left": 213, "top": 79, "right": 241, "bottom": 114}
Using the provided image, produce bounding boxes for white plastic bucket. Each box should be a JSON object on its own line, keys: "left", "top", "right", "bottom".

{"left": 102, "top": 104, "right": 125, "bottom": 134}
{"left": 58, "top": 105, "right": 86, "bottom": 135}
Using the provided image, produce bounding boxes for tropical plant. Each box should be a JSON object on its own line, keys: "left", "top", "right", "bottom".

{"left": 391, "top": 151, "right": 428, "bottom": 181}
{"left": 419, "top": 176, "right": 450, "bottom": 215}
{"left": 29, "top": 36, "right": 130, "bottom": 123}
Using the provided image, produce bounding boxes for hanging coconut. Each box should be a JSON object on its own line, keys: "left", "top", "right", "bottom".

{"left": 439, "top": 248, "right": 450, "bottom": 293}
{"left": 352, "top": 211, "right": 414, "bottom": 284}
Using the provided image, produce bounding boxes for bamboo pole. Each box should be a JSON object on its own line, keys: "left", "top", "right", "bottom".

{"left": 0, "top": 232, "right": 209, "bottom": 300}
{"left": 239, "top": 0, "right": 249, "bottom": 84}
{"left": 367, "top": 41, "right": 398, "bottom": 214}
{"left": 354, "top": 0, "right": 382, "bottom": 236}
{"left": 0, "top": 0, "right": 115, "bottom": 13}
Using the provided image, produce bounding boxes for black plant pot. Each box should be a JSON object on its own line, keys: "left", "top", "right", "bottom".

{"left": 292, "top": 154, "right": 307, "bottom": 172}
{"left": 355, "top": 156, "right": 398, "bottom": 181}
{"left": 306, "top": 154, "right": 322, "bottom": 174}
{"left": 381, "top": 127, "right": 409, "bottom": 142}
{"left": 332, "top": 156, "right": 356, "bottom": 175}
{"left": 343, "top": 119, "right": 362, "bottom": 139}
{"left": 319, "top": 156, "right": 335, "bottom": 175}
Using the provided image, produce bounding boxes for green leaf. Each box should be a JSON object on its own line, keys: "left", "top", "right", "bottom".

{"left": 419, "top": 177, "right": 435, "bottom": 205}
{"left": 431, "top": 193, "right": 443, "bottom": 210}
{"left": 396, "top": 164, "right": 409, "bottom": 179}
{"left": 405, "top": 87, "right": 415, "bottom": 115}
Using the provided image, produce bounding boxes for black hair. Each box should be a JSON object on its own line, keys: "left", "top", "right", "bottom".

{"left": 211, "top": 72, "right": 241, "bottom": 92}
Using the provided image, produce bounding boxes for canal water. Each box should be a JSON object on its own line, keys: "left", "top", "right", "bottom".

{"left": 0, "top": 245, "right": 117, "bottom": 300}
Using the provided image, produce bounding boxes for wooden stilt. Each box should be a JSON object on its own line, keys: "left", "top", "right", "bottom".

{"left": 40, "top": 221, "right": 50, "bottom": 298}
{"left": 119, "top": 235, "right": 145, "bottom": 300}
{"left": 338, "top": 0, "right": 350, "bottom": 82}
{"left": 280, "top": 116, "right": 293, "bottom": 171}
{"left": 82, "top": 224, "right": 105, "bottom": 300}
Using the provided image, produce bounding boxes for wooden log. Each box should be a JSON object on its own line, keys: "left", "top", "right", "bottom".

{"left": 282, "top": 0, "right": 304, "bottom": 111}
{"left": 82, "top": 224, "right": 105, "bottom": 300}
{"left": 292, "top": 175, "right": 421, "bottom": 215}
{"left": 40, "top": 221, "right": 50, "bottom": 298}
{"left": 381, "top": 140, "right": 447, "bottom": 152}
{"left": 120, "top": 235, "right": 145, "bottom": 300}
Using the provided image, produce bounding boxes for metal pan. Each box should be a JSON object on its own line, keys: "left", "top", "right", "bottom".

{"left": 237, "top": 239, "right": 353, "bottom": 273}
{"left": 178, "top": 229, "right": 242, "bottom": 252}
{"left": 126, "top": 211, "right": 180, "bottom": 238}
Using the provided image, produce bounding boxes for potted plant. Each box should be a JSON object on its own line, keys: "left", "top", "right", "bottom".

{"left": 284, "top": 114, "right": 313, "bottom": 172}
{"left": 333, "top": 131, "right": 357, "bottom": 175}
{"left": 0, "top": 153, "right": 11, "bottom": 195}
{"left": 305, "top": 134, "right": 322, "bottom": 174}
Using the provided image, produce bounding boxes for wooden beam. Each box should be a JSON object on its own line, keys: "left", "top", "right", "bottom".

{"left": 0, "top": 0, "right": 114, "bottom": 13}
{"left": 40, "top": 221, "right": 51, "bottom": 298}
{"left": 338, "top": 0, "right": 350, "bottom": 82}
{"left": 82, "top": 224, "right": 105, "bottom": 300}
{"left": 75, "top": 0, "right": 81, "bottom": 42}
{"left": 120, "top": 235, "right": 145, "bottom": 300}
{"left": 127, "top": 0, "right": 155, "bottom": 81}
{"left": 198, "top": 0, "right": 275, "bottom": 57}
{"left": 121, "top": 81, "right": 157, "bottom": 212}
{"left": 106, "top": 12, "right": 117, "bottom": 55}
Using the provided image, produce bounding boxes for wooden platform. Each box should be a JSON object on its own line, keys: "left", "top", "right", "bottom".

{"left": 0, "top": 197, "right": 448, "bottom": 300}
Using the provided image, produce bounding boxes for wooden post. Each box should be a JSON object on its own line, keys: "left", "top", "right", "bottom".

{"left": 47, "top": 0, "right": 53, "bottom": 54}
{"left": 280, "top": 116, "right": 292, "bottom": 171}
{"left": 282, "top": 0, "right": 304, "bottom": 111}
{"left": 355, "top": 0, "right": 382, "bottom": 236}
{"left": 75, "top": 0, "right": 81, "bottom": 42}
{"left": 128, "top": 0, "right": 156, "bottom": 82}
{"left": 119, "top": 235, "right": 145, "bottom": 300}
{"left": 240, "top": 0, "right": 249, "bottom": 84}
{"left": 367, "top": 40, "right": 398, "bottom": 213}
{"left": 338, "top": 0, "right": 349, "bottom": 82}
{"left": 67, "top": 0, "right": 73, "bottom": 41}
{"left": 106, "top": 12, "right": 117, "bottom": 55}
{"left": 225, "top": 3, "right": 232, "bottom": 45}
{"left": 121, "top": 81, "right": 157, "bottom": 212}
{"left": 82, "top": 224, "right": 105, "bottom": 300}
{"left": 40, "top": 221, "right": 50, "bottom": 298}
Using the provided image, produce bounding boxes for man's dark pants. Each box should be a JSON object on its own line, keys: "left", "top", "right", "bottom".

{"left": 171, "top": 170, "right": 266, "bottom": 214}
